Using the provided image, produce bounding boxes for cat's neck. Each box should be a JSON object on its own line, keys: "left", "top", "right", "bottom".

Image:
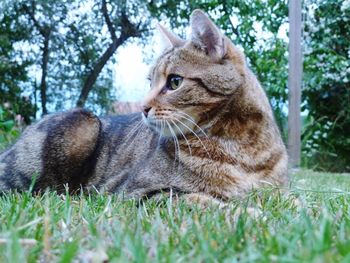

{"left": 206, "top": 71, "right": 272, "bottom": 143}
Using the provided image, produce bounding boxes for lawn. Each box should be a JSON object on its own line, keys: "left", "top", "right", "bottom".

{"left": 0, "top": 170, "right": 350, "bottom": 262}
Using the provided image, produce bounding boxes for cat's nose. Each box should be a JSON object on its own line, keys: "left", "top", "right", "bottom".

{"left": 142, "top": 106, "right": 152, "bottom": 117}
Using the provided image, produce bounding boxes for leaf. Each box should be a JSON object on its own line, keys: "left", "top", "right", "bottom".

{"left": 0, "top": 120, "right": 14, "bottom": 132}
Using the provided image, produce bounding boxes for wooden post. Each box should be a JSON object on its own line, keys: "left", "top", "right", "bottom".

{"left": 288, "top": 0, "right": 302, "bottom": 168}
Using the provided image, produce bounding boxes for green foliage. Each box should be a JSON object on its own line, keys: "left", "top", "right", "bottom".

{"left": 0, "top": 171, "right": 350, "bottom": 261}
{"left": 2, "top": 0, "right": 151, "bottom": 115}
{"left": 48, "top": 0, "right": 117, "bottom": 113}
{"left": 0, "top": 107, "right": 21, "bottom": 151}
{"left": 0, "top": 10, "right": 36, "bottom": 124}
{"left": 302, "top": 0, "right": 350, "bottom": 172}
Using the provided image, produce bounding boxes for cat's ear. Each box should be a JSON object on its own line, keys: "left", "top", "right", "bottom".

{"left": 190, "top": 9, "right": 227, "bottom": 60}
{"left": 157, "top": 23, "right": 185, "bottom": 48}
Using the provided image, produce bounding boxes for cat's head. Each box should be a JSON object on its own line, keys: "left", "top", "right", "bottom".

{"left": 142, "top": 10, "right": 247, "bottom": 137}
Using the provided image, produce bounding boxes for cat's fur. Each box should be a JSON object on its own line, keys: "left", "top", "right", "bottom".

{"left": 0, "top": 10, "right": 288, "bottom": 203}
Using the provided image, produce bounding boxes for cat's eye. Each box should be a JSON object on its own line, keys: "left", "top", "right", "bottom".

{"left": 167, "top": 74, "right": 183, "bottom": 90}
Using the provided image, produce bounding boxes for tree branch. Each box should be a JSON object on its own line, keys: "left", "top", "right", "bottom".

{"left": 22, "top": 0, "right": 51, "bottom": 115}
{"left": 76, "top": 38, "right": 126, "bottom": 107}
{"left": 40, "top": 34, "right": 50, "bottom": 115}
{"left": 76, "top": 0, "right": 143, "bottom": 107}
{"left": 68, "top": 24, "right": 93, "bottom": 70}
{"left": 102, "top": 0, "right": 117, "bottom": 41}
{"left": 221, "top": 2, "right": 240, "bottom": 40}
{"left": 22, "top": 1, "right": 47, "bottom": 37}
{"left": 120, "top": 12, "right": 141, "bottom": 39}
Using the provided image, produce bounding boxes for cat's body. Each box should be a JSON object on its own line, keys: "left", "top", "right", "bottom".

{"left": 0, "top": 10, "right": 288, "bottom": 202}
{"left": 0, "top": 111, "right": 194, "bottom": 197}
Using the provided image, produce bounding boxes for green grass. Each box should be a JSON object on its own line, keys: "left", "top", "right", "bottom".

{"left": 1, "top": 171, "right": 350, "bottom": 262}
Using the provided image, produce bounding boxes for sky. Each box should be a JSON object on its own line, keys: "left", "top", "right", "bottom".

{"left": 113, "top": 26, "right": 165, "bottom": 103}
{"left": 114, "top": 43, "right": 151, "bottom": 102}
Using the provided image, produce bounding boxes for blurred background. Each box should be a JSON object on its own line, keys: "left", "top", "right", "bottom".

{"left": 0, "top": 0, "right": 349, "bottom": 172}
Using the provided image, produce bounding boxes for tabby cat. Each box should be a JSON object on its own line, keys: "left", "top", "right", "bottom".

{"left": 0, "top": 10, "right": 288, "bottom": 205}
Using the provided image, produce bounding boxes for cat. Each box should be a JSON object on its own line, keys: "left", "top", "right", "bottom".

{"left": 0, "top": 10, "right": 288, "bottom": 205}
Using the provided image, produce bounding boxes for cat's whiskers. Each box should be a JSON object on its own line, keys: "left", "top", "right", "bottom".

{"left": 170, "top": 119, "right": 192, "bottom": 157}
{"left": 165, "top": 120, "right": 181, "bottom": 166}
{"left": 128, "top": 121, "right": 145, "bottom": 146}
{"left": 124, "top": 120, "right": 144, "bottom": 143}
{"left": 156, "top": 119, "right": 165, "bottom": 151}
{"left": 174, "top": 111, "right": 209, "bottom": 138}
{"left": 172, "top": 117, "right": 211, "bottom": 159}
{"left": 155, "top": 110, "right": 208, "bottom": 160}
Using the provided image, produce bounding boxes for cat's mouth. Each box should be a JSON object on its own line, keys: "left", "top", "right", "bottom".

{"left": 142, "top": 109, "right": 204, "bottom": 139}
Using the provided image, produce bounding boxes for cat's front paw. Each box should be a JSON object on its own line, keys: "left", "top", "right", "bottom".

{"left": 179, "top": 193, "right": 226, "bottom": 209}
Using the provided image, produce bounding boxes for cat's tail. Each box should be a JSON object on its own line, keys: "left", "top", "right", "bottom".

{"left": 0, "top": 109, "right": 101, "bottom": 193}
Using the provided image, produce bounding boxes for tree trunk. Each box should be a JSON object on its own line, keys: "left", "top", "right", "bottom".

{"left": 76, "top": 0, "right": 140, "bottom": 108}
{"left": 76, "top": 37, "right": 126, "bottom": 108}
{"left": 40, "top": 33, "right": 50, "bottom": 115}
{"left": 22, "top": 3, "right": 51, "bottom": 116}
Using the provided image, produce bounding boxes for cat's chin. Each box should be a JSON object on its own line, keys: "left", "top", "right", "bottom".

{"left": 142, "top": 113, "right": 198, "bottom": 139}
